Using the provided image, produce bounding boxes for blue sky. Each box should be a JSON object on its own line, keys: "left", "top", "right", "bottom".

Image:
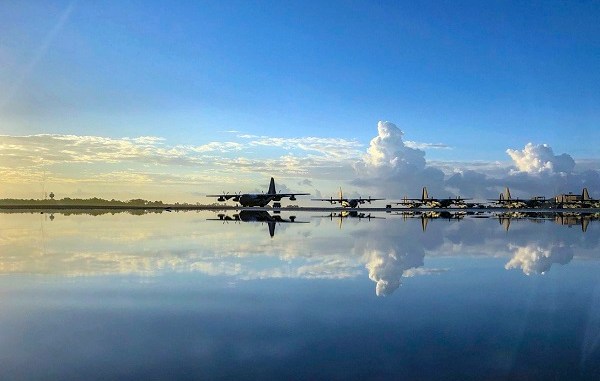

{"left": 1, "top": 1, "right": 599, "bottom": 200}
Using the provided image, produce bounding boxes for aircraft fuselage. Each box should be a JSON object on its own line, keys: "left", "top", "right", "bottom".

{"left": 342, "top": 199, "right": 360, "bottom": 208}
{"left": 238, "top": 194, "right": 274, "bottom": 207}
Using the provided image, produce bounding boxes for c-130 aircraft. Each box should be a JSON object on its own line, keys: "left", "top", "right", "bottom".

{"left": 312, "top": 188, "right": 385, "bottom": 208}
{"left": 207, "top": 177, "right": 310, "bottom": 207}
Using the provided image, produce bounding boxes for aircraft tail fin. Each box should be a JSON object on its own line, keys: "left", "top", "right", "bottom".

{"left": 268, "top": 177, "right": 276, "bottom": 195}
{"left": 503, "top": 187, "right": 511, "bottom": 201}
{"left": 422, "top": 187, "right": 429, "bottom": 201}
{"left": 339, "top": 187, "right": 343, "bottom": 200}
{"left": 582, "top": 218, "right": 589, "bottom": 233}
{"left": 501, "top": 217, "right": 511, "bottom": 232}
{"left": 268, "top": 222, "right": 275, "bottom": 238}
{"left": 583, "top": 187, "right": 590, "bottom": 201}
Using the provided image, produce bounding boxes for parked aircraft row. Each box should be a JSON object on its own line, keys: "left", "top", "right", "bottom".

{"left": 206, "top": 177, "right": 599, "bottom": 209}
{"left": 488, "top": 187, "right": 599, "bottom": 209}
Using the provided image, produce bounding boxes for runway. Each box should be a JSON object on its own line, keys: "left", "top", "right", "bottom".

{"left": 1, "top": 204, "right": 599, "bottom": 214}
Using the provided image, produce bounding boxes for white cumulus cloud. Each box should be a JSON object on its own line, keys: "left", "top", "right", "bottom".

{"left": 506, "top": 143, "right": 576, "bottom": 174}
{"left": 353, "top": 121, "right": 446, "bottom": 197}
{"left": 360, "top": 121, "right": 426, "bottom": 172}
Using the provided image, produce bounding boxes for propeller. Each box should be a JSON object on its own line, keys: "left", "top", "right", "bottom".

{"left": 217, "top": 191, "right": 229, "bottom": 202}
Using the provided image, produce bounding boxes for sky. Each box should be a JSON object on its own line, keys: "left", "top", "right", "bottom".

{"left": 1, "top": 0, "right": 599, "bottom": 202}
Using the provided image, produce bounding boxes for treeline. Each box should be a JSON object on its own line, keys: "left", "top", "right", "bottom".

{"left": 0, "top": 198, "right": 166, "bottom": 206}
{"left": 0, "top": 209, "right": 166, "bottom": 216}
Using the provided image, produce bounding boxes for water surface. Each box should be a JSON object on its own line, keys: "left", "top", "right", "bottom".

{"left": 1, "top": 210, "right": 599, "bottom": 380}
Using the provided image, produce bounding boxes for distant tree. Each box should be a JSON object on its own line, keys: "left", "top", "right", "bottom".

{"left": 49, "top": 192, "right": 55, "bottom": 200}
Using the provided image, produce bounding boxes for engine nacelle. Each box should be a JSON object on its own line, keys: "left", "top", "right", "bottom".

{"left": 218, "top": 197, "right": 225, "bottom": 202}
{"left": 289, "top": 195, "right": 296, "bottom": 201}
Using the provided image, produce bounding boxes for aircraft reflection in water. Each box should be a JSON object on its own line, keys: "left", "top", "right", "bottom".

{"left": 312, "top": 188, "right": 385, "bottom": 208}
{"left": 315, "top": 211, "right": 384, "bottom": 229}
{"left": 388, "top": 209, "right": 600, "bottom": 233}
{"left": 206, "top": 177, "right": 309, "bottom": 207}
{"left": 496, "top": 211, "right": 600, "bottom": 232}
{"left": 391, "top": 210, "right": 467, "bottom": 231}
{"left": 207, "top": 210, "right": 308, "bottom": 237}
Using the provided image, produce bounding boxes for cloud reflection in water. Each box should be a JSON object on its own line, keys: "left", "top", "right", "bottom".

{"left": 0, "top": 210, "right": 598, "bottom": 295}
{"left": 505, "top": 243, "right": 574, "bottom": 275}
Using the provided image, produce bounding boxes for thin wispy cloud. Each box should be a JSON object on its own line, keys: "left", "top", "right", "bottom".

{"left": 0, "top": 134, "right": 202, "bottom": 167}
{"left": 1, "top": 119, "right": 598, "bottom": 200}
{"left": 237, "top": 134, "right": 364, "bottom": 159}
{"left": 405, "top": 141, "right": 451, "bottom": 150}
{"left": 188, "top": 142, "right": 244, "bottom": 153}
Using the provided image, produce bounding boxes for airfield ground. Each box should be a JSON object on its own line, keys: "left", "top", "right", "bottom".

{"left": 1, "top": 204, "right": 599, "bottom": 214}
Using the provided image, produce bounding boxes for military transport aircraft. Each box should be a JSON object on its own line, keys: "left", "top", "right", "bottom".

{"left": 312, "top": 188, "right": 385, "bottom": 208}
{"left": 396, "top": 187, "right": 472, "bottom": 208}
{"left": 554, "top": 188, "right": 599, "bottom": 208}
{"left": 207, "top": 177, "right": 310, "bottom": 207}
{"left": 488, "top": 187, "right": 550, "bottom": 209}
{"left": 207, "top": 210, "right": 308, "bottom": 238}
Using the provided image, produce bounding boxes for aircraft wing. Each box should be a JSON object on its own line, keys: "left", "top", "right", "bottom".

{"left": 357, "top": 198, "right": 385, "bottom": 203}
{"left": 272, "top": 192, "right": 310, "bottom": 201}
{"left": 311, "top": 198, "right": 348, "bottom": 203}
{"left": 206, "top": 213, "right": 240, "bottom": 221}
{"left": 206, "top": 194, "right": 239, "bottom": 201}
{"left": 396, "top": 199, "right": 424, "bottom": 205}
